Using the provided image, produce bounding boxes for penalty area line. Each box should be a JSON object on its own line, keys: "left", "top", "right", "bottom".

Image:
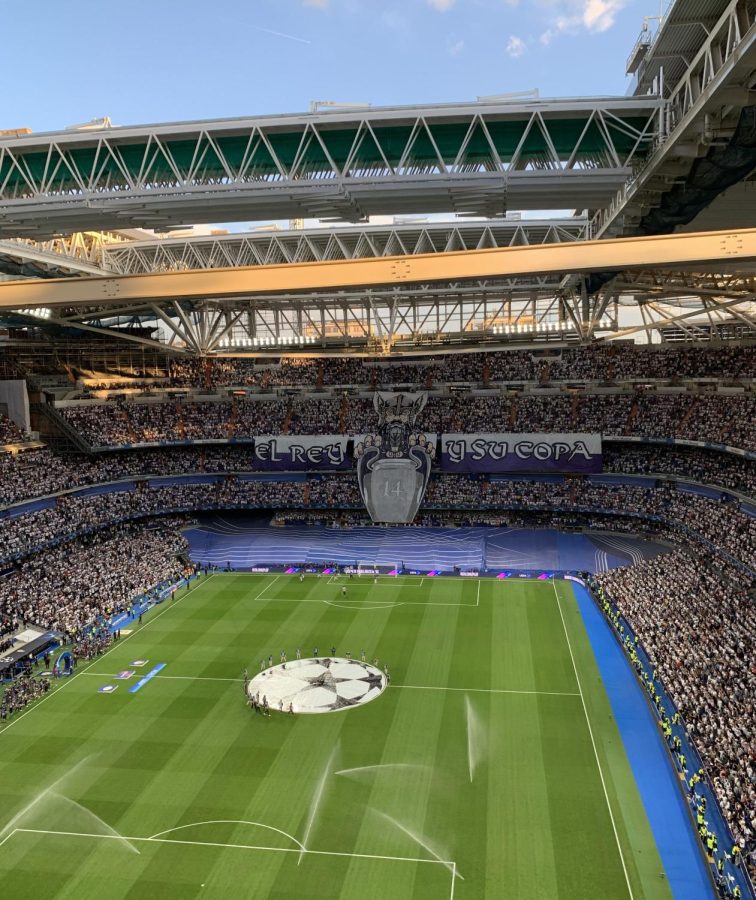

{"left": 251, "top": 574, "right": 281, "bottom": 602}
{"left": 8, "top": 828, "right": 455, "bottom": 869}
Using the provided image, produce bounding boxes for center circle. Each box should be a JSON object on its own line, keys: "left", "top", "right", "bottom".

{"left": 248, "top": 657, "right": 387, "bottom": 714}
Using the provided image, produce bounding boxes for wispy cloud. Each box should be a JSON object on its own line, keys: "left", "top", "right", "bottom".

{"left": 303, "top": 0, "right": 330, "bottom": 8}
{"left": 506, "top": 35, "right": 527, "bottom": 58}
{"left": 582, "top": 0, "right": 624, "bottom": 31}
{"left": 539, "top": 0, "right": 627, "bottom": 44}
{"left": 382, "top": 9, "right": 410, "bottom": 32}
{"left": 427, "top": 0, "right": 456, "bottom": 10}
{"left": 449, "top": 39, "right": 465, "bottom": 56}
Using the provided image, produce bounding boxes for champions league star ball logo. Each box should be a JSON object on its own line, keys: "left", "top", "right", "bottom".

{"left": 355, "top": 392, "right": 434, "bottom": 523}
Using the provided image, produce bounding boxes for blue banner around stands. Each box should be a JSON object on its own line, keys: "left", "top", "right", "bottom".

{"left": 252, "top": 435, "right": 351, "bottom": 471}
{"left": 440, "top": 432, "right": 603, "bottom": 474}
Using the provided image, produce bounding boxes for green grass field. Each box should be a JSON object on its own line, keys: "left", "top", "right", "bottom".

{"left": 0, "top": 573, "right": 673, "bottom": 899}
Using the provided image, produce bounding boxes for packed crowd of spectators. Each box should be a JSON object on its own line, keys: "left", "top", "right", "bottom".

{"left": 2, "top": 431, "right": 754, "bottom": 511}
{"left": 61, "top": 398, "right": 288, "bottom": 446}
{"left": 9, "top": 342, "right": 756, "bottom": 401}
{"left": 1, "top": 474, "right": 753, "bottom": 572}
{"left": 0, "top": 445, "right": 261, "bottom": 506}
{"left": 0, "top": 478, "right": 359, "bottom": 563}
{"left": 424, "top": 392, "right": 756, "bottom": 451}
{"left": 163, "top": 344, "right": 756, "bottom": 389}
{"left": 56, "top": 390, "right": 756, "bottom": 452}
{"left": 596, "top": 552, "right": 756, "bottom": 878}
{"left": 424, "top": 478, "right": 756, "bottom": 569}
{"left": 604, "top": 445, "right": 756, "bottom": 496}
{"left": 0, "top": 413, "right": 25, "bottom": 445}
{"left": 0, "top": 519, "right": 190, "bottom": 640}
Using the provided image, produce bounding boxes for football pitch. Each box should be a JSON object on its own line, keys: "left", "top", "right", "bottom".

{"left": 0, "top": 573, "right": 674, "bottom": 899}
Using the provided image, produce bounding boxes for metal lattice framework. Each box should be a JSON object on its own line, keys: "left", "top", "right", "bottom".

{"left": 101, "top": 218, "right": 589, "bottom": 275}
{"left": 594, "top": 0, "right": 756, "bottom": 238}
{"left": 1, "top": 228, "right": 755, "bottom": 354}
{"left": 0, "top": 98, "right": 660, "bottom": 238}
{"left": 0, "top": 232, "right": 123, "bottom": 277}
{"left": 0, "top": 6, "right": 754, "bottom": 354}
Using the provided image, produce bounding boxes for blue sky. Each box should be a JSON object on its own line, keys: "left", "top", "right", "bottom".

{"left": 1, "top": 0, "right": 657, "bottom": 132}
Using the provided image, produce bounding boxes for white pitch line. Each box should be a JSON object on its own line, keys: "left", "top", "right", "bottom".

{"left": 552, "top": 581, "right": 634, "bottom": 900}
{"left": 251, "top": 574, "right": 280, "bottom": 602}
{"left": 323, "top": 600, "right": 402, "bottom": 610}
{"left": 149, "top": 819, "right": 305, "bottom": 850}
{"left": 250, "top": 596, "right": 321, "bottom": 604}
{"left": 0, "top": 575, "right": 215, "bottom": 737}
{"left": 401, "top": 601, "right": 476, "bottom": 608}
{"left": 9, "top": 828, "right": 450, "bottom": 868}
{"left": 376, "top": 812, "right": 462, "bottom": 882}
{"left": 0, "top": 828, "right": 17, "bottom": 849}
{"left": 75, "top": 672, "right": 239, "bottom": 683}
{"left": 391, "top": 684, "right": 580, "bottom": 697}
{"left": 73, "top": 671, "right": 579, "bottom": 696}
{"left": 253, "top": 597, "right": 475, "bottom": 608}
{"left": 476, "top": 579, "right": 481, "bottom": 607}
{"left": 0, "top": 755, "right": 94, "bottom": 843}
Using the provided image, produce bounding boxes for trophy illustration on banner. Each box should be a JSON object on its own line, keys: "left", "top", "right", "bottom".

{"left": 355, "top": 392, "right": 435, "bottom": 523}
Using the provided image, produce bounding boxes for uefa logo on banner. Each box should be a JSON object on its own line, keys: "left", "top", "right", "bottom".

{"left": 355, "top": 392, "right": 434, "bottom": 524}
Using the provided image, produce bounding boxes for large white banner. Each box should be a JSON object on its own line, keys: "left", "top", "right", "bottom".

{"left": 440, "top": 433, "right": 602, "bottom": 474}
{"left": 253, "top": 435, "right": 351, "bottom": 470}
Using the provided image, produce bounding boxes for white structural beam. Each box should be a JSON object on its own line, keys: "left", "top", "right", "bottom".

{"left": 0, "top": 98, "right": 659, "bottom": 238}
{"left": 594, "top": 0, "right": 756, "bottom": 238}
{"left": 101, "top": 218, "right": 589, "bottom": 275}
{"left": 1, "top": 227, "right": 754, "bottom": 310}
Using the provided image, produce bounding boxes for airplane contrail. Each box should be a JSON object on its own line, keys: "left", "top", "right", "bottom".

{"left": 250, "top": 24, "right": 311, "bottom": 44}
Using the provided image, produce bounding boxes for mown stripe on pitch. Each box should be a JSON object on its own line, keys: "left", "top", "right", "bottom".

{"left": 330, "top": 599, "right": 463, "bottom": 898}
{"left": 557, "top": 582, "right": 672, "bottom": 900}
{"left": 486, "top": 583, "right": 561, "bottom": 898}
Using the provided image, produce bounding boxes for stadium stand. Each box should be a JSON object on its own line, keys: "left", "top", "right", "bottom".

{"left": 55, "top": 391, "right": 756, "bottom": 451}
{"left": 1, "top": 476, "right": 754, "bottom": 572}
{"left": 0, "top": 520, "right": 190, "bottom": 641}
{"left": 0, "top": 413, "right": 24, "bottom": 445}
{"left": 2, "top": 437, "right": 754, "bottom": 510}
{"left": 2, "top": 340, "right": 755, "bottom": 891}
{"left": 161, "top": 344, "right": 756, "bottom": 388}
{"left": 597, "top": 551, "right": 756, "bottom": 880}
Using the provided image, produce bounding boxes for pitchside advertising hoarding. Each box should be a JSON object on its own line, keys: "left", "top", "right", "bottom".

{"left": 440, "top": 433, "right": 602, "bottom": 474}
{"left": 252, "top": 435, "right": 351, "bottom": 471}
